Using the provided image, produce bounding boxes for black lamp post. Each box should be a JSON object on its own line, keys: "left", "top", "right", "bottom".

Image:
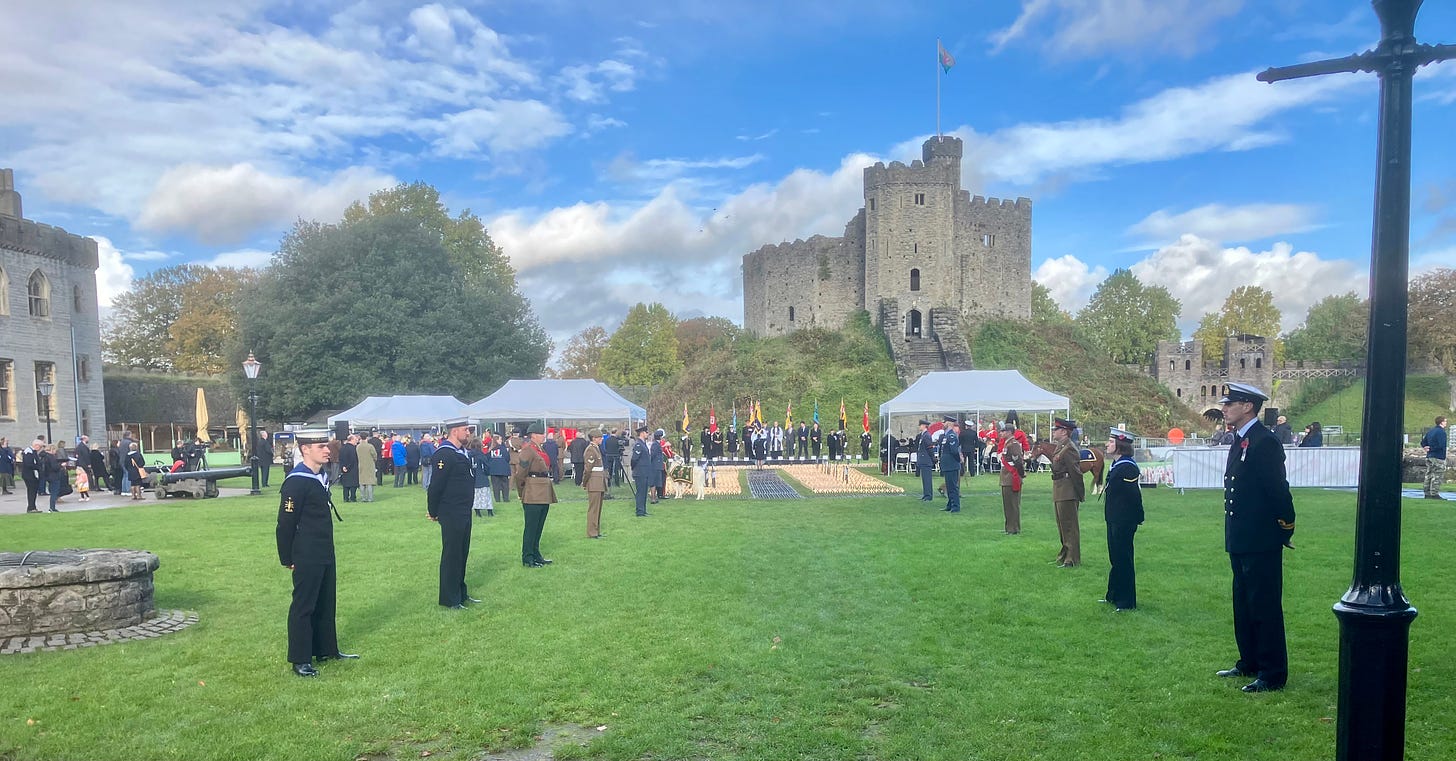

{"left": 243, "top": 352, "right": 262, "bottom": 496}
{"left": 38, "top": 379, "right": 54, "bottom": 446}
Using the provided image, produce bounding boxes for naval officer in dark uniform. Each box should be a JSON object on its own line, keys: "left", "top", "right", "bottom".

{"left": 915, "top": 420, "right": 935, "bottom": 501}
{"left": 1102, "top": 428, "right": 1144, "bottom": 611}
{"left": 427, "top": 417, "right": 479, "bottom": 609}
{"left": 939, "top": 415, "right": 963, "bottom": 512}
{"left": 1215, "top": 383, "right": 1296, "bottom": 693}
{"left": 276, "top": 429, "right": 356, "bottom": 677}
{"left": 630, "top": 425, "right": 652, "bottom": 516}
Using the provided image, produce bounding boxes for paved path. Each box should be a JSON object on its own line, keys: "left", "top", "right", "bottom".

{"left": 745, "top": 469, "right": 802, "bottom": 499}
{"left": 0, "top": 485, "right": 262, "bottom": 516}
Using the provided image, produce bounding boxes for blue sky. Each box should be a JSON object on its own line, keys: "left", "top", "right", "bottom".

{"left": 3, "top": 0, "right": 1455, "bottom": 356}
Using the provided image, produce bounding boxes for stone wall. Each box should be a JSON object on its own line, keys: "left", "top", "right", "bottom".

{"left": 0, "top": 550, "right": 159, "bottom": 637}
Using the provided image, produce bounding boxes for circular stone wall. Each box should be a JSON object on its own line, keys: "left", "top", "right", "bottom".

{"left": 0, "top": 549, "right": 160, "bottom": 638}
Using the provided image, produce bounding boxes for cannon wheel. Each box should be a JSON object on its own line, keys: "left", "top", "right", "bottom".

{"left": 205, "top": 480, "right": 220, "bottom": 498}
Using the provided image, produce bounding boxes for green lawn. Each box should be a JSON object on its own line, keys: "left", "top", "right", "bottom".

{"left": 1285, "top": 374, "right": 1451, "bottom": 438}
{"left": 4, "top": 473, "right": 1455, "bottom": 761}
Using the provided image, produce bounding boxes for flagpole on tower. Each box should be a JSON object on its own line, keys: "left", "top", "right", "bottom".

{"left": 936, "top": 38, "right": 942, "bottom": 139}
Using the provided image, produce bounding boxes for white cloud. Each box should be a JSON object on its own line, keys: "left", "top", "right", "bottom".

{"left": 137, "top": 164, "right": 396, "bottom": 245}
{"left": 202, "top": 249, "right": 274, "bottom": 269}
{"left": 603, "top": 153, "right": 765, "bottom": 184}
{"left": 121, "top": 250, "right": 171, "bottom": 262}
{"left": 555, "top": 60, "right": 638, "bottom": 103}
{"left": 1127, "top": 203, "right": 1321, "bottom": 245}
{"left": 736, "top": 129, "right": 779, "bottom": 141}
{"left": 1033, "top": 254, "right": 1109, "bottom": 313}
{"left": 431, "top": 101, "right": 573, "bottom": 157}
{"left": 90, "top": 236, "right": 136, "bottom": 310}
{"left": 990, "top": 0, "right": 1244, "bottom": 59}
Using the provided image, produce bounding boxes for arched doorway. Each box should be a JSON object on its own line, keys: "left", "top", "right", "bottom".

{"left": 906, "top": 309, "right": 922, "bottom": 338}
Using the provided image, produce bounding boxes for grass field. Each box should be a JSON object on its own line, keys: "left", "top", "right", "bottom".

{"left": 3, "top": 471, "right": 1455, "bottom": 761}
{"left": 1285, "top": 374, "right": 1452, "bottom": 438}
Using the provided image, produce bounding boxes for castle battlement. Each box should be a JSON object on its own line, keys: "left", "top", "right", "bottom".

{"left": 0, "top": 214, "right": 99, "bottom": 270}
{"left": 963, "top": 194, "right": 1032, "bottom": 212}
{"left": 864, "top": 161, "right": 958, "bottom": 189}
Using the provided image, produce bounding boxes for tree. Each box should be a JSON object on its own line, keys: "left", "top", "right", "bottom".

{"left": 1283, "top": 292, "right": 1368, "bottom": 362}
{"left": 1030, "top": 281, "right": 1072, "bottom": 324}
{"left": 234, "top": 211, "right": 551, "bottom": 419}
{"left": 341, "top": 182, "right": 516, "bottom": 292}
{"left": 558, "top": 326, "right": 609, "bottom": 379}
{"left": 675, "top": 316, "right": 742, "bottom": 367}
{"left": 1409, "top": 268, "right": 1456, "bottom": 372}
{"left": 1193, "top": 286, "right": 1283, "bottom": 363}
{"left": 103, "top": 264, "right": 257, "bottom": 372}
{"left": 1073, "top": 269, "right": 1181, "bottom": 364}
{"left": 597, "top": 303, "right": 681, "bottom": 387}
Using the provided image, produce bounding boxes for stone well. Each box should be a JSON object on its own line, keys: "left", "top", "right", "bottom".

{"left": 0, "top": 549, "right": 160, "bottom": 638}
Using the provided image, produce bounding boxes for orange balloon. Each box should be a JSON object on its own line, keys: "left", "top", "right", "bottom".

{"left": 1168, "top": 428, "right": 1185, "bottom": 445}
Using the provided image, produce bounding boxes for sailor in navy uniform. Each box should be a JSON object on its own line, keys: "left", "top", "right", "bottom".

{"left": 1214, "top": 383, "right": 1296, "bottom": 693}
{"left": 939, "top": 415, "right": 963, "bottom": 512}
{"left": 275, "top": 430, "right": 356, "bottom": 677}
{"left": 427, "top": 417, "right": 479, "bottom": 609}
{"left": 914, "top": 420, "right": 935, "bottom": 501}
{"left": 1101, "top": 429, "right": 1144, "bottom": 611}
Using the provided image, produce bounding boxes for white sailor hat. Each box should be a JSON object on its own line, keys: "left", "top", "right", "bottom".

{"left": 294, "top": 429, "right": 330, "bottom": 444}
{"left": 443, "top": 416, "right": 471, "bottom": 429}
{"left": 1217, "top": 383, "right": 1268, "bottom": 405}
{"left": 1108, "top": 428, "right": 1136, "bottom": 442}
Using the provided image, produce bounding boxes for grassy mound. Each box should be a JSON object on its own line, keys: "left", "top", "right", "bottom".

{"left": 1285, "top": 374, "right": 1452, "bottom": 437}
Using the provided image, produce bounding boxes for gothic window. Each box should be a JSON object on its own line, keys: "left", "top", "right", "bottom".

{"left": 28, "top": 270, "right": 50, "bottom": 318}
{"left": 788, "top": 306, "right": 796, "bottom": 322}
{"left": 73, "top": 285, "right": 83, "bottom": 313}
{"left": 1223, "top": 384, "right": 1230, "bottom": 395}
{"left": 0, "top": 359, "right": 12, "bottom": 418}
{"left": 0, "top": 267, "right": 9, "bottom": 315}
{"left": 914, "top": 193, "right": 925, "bottom": 205}
{"left": 909, "top": 268, "right": 921, "bottom": 291}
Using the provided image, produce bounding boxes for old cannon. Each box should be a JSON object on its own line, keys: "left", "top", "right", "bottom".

{"left": 152, "top": 465, "right": 252, "bottom": 499}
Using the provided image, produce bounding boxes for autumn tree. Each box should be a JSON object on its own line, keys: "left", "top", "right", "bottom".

{"left": 1193, "top": 285, "right": 1283, "bottom": 364}
{"left": 597, "top": 303, "right": 681, "bottom": 387}
{"left": 558, "top": 326, "right": 609, "bottom": 379}
{"left": 1074, "top": 269, "right": 1181, "bottom": 363}
{"left": 1283, "top": 292, "right": 1368, "bottom": 362}
{"left": 675, "top": 316, "right": 741, "bottom": 367}
{"left": 103, "top": 264, "right": 257, "bottom": 372}
{"left": 1409, "top": 268, "right": 1456, "bottom": 372}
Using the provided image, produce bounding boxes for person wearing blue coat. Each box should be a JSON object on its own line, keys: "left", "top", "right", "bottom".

{"left": 486, "top": 435, "right": 513, "bottom": 503}
{"left": 938, "top": 415, "right": 963, "bottom": 513}
{"left": 391, "top": 437, "right": 407, "bottom": 487}
{"left": 629, "top": 426, "right": 653, "bottom": 516}
{"left": 915, "top": 420, "right": 935, "bottom": 502}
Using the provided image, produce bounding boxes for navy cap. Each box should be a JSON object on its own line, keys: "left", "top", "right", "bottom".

{"left": 1218, "top": 383, "right": 1269, "bottom": 405}
{"left": 1053, "top": 417, "right": 1077, "bottom": 431}
{"left": 636, "top": 424, "right": 649, "bottom": 433}
{"left": 294, "top": 429, "right": 330, "bottom": 444}
{"left": 942, "top": 414, "right": 958, "bottom": 423}
{"left": 1108, "top": 428, "right": 1136, "bottom": 442}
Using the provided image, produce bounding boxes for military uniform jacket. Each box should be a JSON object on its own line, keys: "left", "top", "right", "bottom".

{"left": 276, "top": 464, "right": 338, "bottom": 567}
{"left": 1050, "top": 442, "right": 1086, "bottom": 502}
{"left": 583, "top": 442, "right": 606, "bottom": 493}
{"left": 938, "top": 429, "right": 962, "bottom": 473}
{"left": 1103, "top": 458, "right": 1144, "bottom": 524}
{"left": 514, "top": 443, "right": 559, "bottom": 504}
{"left": 999, "top": 439, "right": 1025, "bottom": 487}
{"left": 630, "top": 438, "right": 652, "bottom": 477}
{"left": 916, "top": 432, "right": 935, "bottom": 470}
{"left": 1224, "top": 422, "right": 1296, "bottom": 554}
{"left": 426, "top": 441, "right": 475, "bottom": 518}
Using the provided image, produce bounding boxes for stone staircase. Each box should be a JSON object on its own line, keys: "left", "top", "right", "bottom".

{"left": 879, "top": 301, "right": 973, "bottom": 385}
{"left": 930, "top": 310, "right": 974, "bottom": 371}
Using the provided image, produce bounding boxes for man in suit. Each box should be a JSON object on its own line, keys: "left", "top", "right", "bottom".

{"left": 939, "top": 416, "right": 963, "bottom": 513}
{"left": 583, "top": 430, "right": 606, "bottom": 538}
{"left": 108, "top": 440, "right": 124, "bottom": 494}
{"left": 1215, "top": 383, "right": 1296, "bottom": 693}
{"left": 275, "top": 429, "right": 356, "bottom": 677}
{"left": 797, "top": 422, "right": 810, "bottom": 458}
{"left": 426, "top": 418, "right": 479, "bottom": 609}
{"left": 257, "top": 430, "right": 275, "bottom": 488}
{"left": 21, "top": 439, "right": 45, "bottom": 513}
{"left": 568, "top": 431, "right": 589, "bottom": 487}
{"left": 913, "top": 420, "right": 934, "bottom": 502}
{"left": 1000, "top": 424, "right": 1024, "bottom": 534}
{"left": 1050, "top": 418, "right": 1086, "bottom": 567}
{"left": 726, "top": 425, "right": 739, "bottom": 458}
{"left": 630, "top": 425, "right": 652, "bottom": 516}
{"left": 810, "top": 422, "right": 823, "bottom": 458}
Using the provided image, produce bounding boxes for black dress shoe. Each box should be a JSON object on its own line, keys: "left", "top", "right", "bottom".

{"left": 537, "top": 558, "right": 553, "bottom": 564}
{"left": 317, "top": 652, "right": 360, "bottom": 661}
{"left": 48, "top": 507, "right": 60, "bottom": 513}
{"left": 1216, "top": 667, "right": 1251, "bottom": 678}
{"left": 466, "top": 596, "right": 483, "bottom": 604}
{"left": 292, "top": 663, "right": 319, "bottom": 677}
{"left": 444, "top": 603, "right": 467, "bottom": 609}
{"left": 1242, "top": 679, "right": 1282, "bottom": 693}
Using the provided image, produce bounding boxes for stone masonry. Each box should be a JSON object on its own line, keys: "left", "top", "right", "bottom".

{"left": 0, "top": 549, "right": 159, "bottom": 638}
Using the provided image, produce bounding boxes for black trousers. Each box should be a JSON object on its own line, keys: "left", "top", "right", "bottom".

{"left": 942, "top": 470, "right": 960, "bottom": 511}
{"left": 342, "top": 486, "right": 357, "bottom": 502}
{"left": 521, "top": 503, "right": 550, "bottom": 563}
{"left": 1230, "top": 549, "right": 1287, "bottom": 686}
{"left": 572, "top": 462, "right": 584, "bottom": 486}
{"left": 260, "top": 462, "right": 272, "bottom": 487}
{"left": 23, "top": 476, "right": 39, "bottom": 511}
{"left": 438, "top": 513, "right": 472, "bottom": 606}
{"left": 1105, "top": 521, "right": 1138, "bottom": 609}
{"left": 111, "top": 466, "right": 125, "bottom": 493}
{"left": 491, "top": 474, "right": 510, "bottom": 502}
{"left": 287, "top": 563, "right": 339, "bottom": 664}
{"left": 635, "top": 476, "right": 649, "bottom": 515}
{"left": 920, "top": 466, "right": 935, "bottom": 499}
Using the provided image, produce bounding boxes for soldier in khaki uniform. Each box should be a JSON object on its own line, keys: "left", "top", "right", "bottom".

{"left": 1049, "top": 417, "right": 1086, "bottom": 567}
{"left": 999, "top": 425, "right": 1024, "bottom": 534}
{"left": 513, "top": 423, "right": 558, "bottom": 567}
{"left": 583, "top": 430, "right": 606, "bottom": 538}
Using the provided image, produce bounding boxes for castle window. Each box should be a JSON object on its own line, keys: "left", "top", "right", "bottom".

{"left": 869, "top": 198, "right": 876, "bottom": 212}
{"left": 788, "top": 306, "right": 796, "bottom": 322}
{"left": 77, "top": 355, "right": 90, "bottom": 383}
{"left": 81, "top": 409, "right": 90, "bottom": 436}
{"left": 914, "top": 193, "right": 925, "bottom": 206}
{"left": 909, "top": 268, "right": 921, "bottom": 291}
{"left": 982, "top": 234, "right": 995, "bottom": 247}
{"left": 1201, "top": 385, "right": 1207, "bottom": 397}
{"left": 1255, "top": 357, "right": 1262, "bottom": 369}
{"left": 0, "top": 359, "right": 12, "bottom": 418}
{"left": 73, "top": 285, "right": 83, "bottom": 313}
{"left": 1240, "top": 358, "right": 1247, "bottom": 369}
{"left": 1177, "top": 388, "right": 1183, "bottom": 398}
{"left": 913, "top": 243, "right": 918, "bottom": 254}
{"left": 0, "top": 267, "right": 9, "bottom": 315}
{"left": 1185, "top": 359, "right": 1191, "bottom": 371}
{"left": 27, "top": 270, "right": 50, "bottom": 318}
{"left": 1169, "top": 359, "right": 1175, "bottom": 371}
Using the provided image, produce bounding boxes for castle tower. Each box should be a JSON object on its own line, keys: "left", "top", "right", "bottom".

{"left": 0, "top": 168, "right": 22, "bottom": 219}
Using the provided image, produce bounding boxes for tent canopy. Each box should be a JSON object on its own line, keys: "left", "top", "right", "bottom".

{"left": 327, "top": 395, "right": 466, "bottom": 429}
{"left": 465, "top": 379, "right": 645, "bottom": 422}
{"left": 879, "top": 370, "right": 1069, "bottom": 418}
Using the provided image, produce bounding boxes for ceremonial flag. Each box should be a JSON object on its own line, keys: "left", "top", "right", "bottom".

{"left": 839, "top": 398, "right": 847, "bottom": 432}
{"left": 813, "top": 401, "right": 819, "bottom": 424}
{"left": 786, "top": 402, "right": 793, "bottom": 428}
{"left": 732, "top": 403, "right": 738, "bottom": 429}
{"left": 754, "top": 400, "right": 763, "bottom": 426}
{"left": 682, "top": 402, "right": 690, "bottom": 433}
{"left": 709, "top": 405, "right": 718, "bottom": 433}
{"left": 938, "top": 40, "right": 955, "bottom": 72}
{"left": 863, "top": 402, "right": 871, "bottom": 433}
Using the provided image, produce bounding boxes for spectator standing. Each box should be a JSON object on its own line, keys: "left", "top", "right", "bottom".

{"left": 1421, "top": 416, "right": 1447, "bottom": 499}
{"left": 1298, "top": 422, "right": 1323, "bottom": 448}
{"left": 419, "top": 434, "right": 437, "bottom": 490}
{"left": 21, "top": 439, "right": 44, "bottom": 512}
{"left": 469, "top": 437, "right": 494, "bottom": 518}
{"left": 125, "top": 443, "right": 147, "bottom": 501}
{"left": 569, "top": 432, "right": 589, "bottom": 487}
{"left": 42, "top": 443, "right": 66, "bottom": 512}
{"left": 338, "top": 434, "right": 360, "bottom": 503}
{"left": 1271, "top": 416, "right": 1294, "bottom": 446}
{"left": 354, "top": 436, "right": 377, "bottom": 503}
{"left": 0, "top": 437, "right": 14, "bottom": 495}
{"left": 108, "top": 440, "right": 124, "bottom": 495}
{"left": 368, "top": 432, "right": 386, "bottom": 486}
{"left": 544, "top": 431, "right": 562, "bottom": 484}
{"left": 392, "top": 436, "right": 407, "bottom": 487}
{"left": 404, "top": 435, "right": 421, "bottom": 485}
{"left": 257, "top": 430, "right": 275, "bottom": 488}
{"left": 486, "top": 435, "right": 512, "bottom": 503}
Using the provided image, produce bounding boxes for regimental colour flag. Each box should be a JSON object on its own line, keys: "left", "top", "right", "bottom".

{"left": 755, "top": 400, "right": 764, "bottom": 426}
{"left": 839, "top": 398, "right": 847, "bottom": 431}
{"left": 863, "top": 402, "right": 871, "bottom": 433}
{"left": 732, "top": 403, "right": 738, "bottom": 430}
{"left": 813, "top": 401, "right": 820, "bottom": 424}
{"left": 709, "top": 405, "right": 718, "bottom": 434}
{"left": 938, "top": 41, "right": 955, "bottom": 73}
{"left": 682, "top": 403, "right": 690, "bottom": 434}
{"left": 786, "top": 402, "right": 793, "bottom": 429}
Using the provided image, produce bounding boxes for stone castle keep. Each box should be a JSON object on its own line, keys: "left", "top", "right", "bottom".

{"left": 742, "top": 136, "right": 1031, "bottom": 381}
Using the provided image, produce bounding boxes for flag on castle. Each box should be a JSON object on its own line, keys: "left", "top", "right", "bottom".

{"left": 839, "top": 398, "right": 847, "bottom": 432}
{"left": 938, "top": 40, "right": 955, "bottom": 72}
{"left": 709, "top": 405, "right": 718, "bottom": 433}
{"left": 681, "top": 403, "right": 690, "bottom": 434}
{"left": 862, "top": 402, "right": 871, "bottom": 433}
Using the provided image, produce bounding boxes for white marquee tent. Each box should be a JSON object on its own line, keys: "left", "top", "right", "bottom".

{"left": 327, "top": 395, "right": 467, "bottom": 430}
{"left": 878, "top": 370, "right": 1070, "bottom": 433}
{"left": 465, "top": 379, "right": 646, "bottom": 423}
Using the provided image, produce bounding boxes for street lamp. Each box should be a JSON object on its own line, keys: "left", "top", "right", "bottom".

{"left": 242, "top": 352, "right": 262, "bottom": 496}
{"left": 38, "top": 379, "right": 54, "bottom": 446}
